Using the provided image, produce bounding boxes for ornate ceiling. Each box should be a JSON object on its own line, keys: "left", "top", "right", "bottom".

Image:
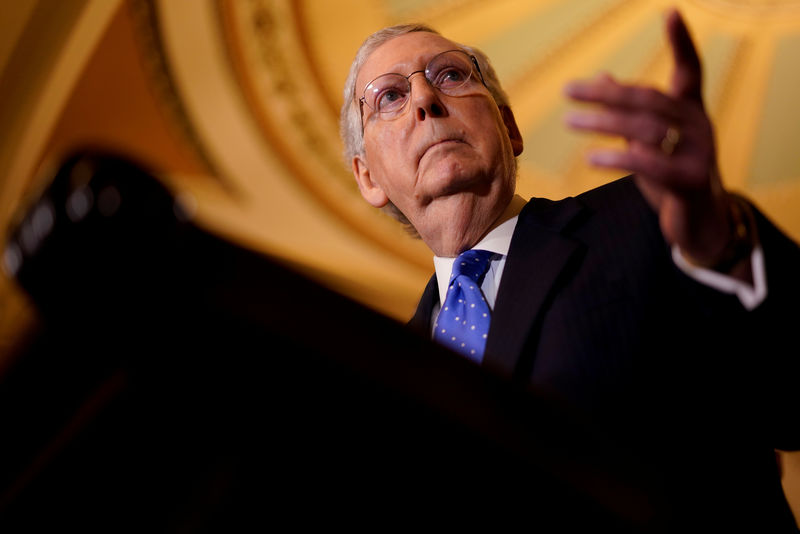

{"left": 2, "top": 0, "right": 800, "bottom": 331}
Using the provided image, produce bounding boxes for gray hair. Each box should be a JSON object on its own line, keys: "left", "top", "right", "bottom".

{"left": 339, "top": 24, "right": 512, "bottom": 232}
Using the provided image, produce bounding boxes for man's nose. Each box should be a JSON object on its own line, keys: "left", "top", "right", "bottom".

{"left": 409, "top": 72, "right": 446, "bottom": 121}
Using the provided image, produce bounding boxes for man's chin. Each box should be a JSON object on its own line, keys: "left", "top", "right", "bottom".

{"left": 419, "top": 158, "right": 482, "bottom": 190}
{"left": 429, "top": 173, "right": 493, "bottom": 199}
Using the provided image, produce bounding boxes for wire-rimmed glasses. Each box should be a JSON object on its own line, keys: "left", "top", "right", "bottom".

{"left": 359, "top": 49, "right": 487, "bottom": 123}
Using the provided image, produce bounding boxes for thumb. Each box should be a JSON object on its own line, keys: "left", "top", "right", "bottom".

{"left": 667, "top": 8, "right": 703, "bottom": 103}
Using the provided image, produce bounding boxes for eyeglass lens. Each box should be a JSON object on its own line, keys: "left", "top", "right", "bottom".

{"left": 363, "top": 50, "right": 478, "bottom": 115}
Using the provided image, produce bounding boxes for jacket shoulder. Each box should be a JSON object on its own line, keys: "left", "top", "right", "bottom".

{"left": 519, "top": 175, "right": 658, "bottom": 237}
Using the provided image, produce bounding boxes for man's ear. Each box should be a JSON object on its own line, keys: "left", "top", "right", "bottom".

{"left": 500, "top": 105, "right": 524, "bottom": 156}
{"left": 352, "top": 154, "right": 389, "bottom": 208}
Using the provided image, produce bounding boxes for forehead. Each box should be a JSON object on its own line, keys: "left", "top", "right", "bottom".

{"left": 357, "top": 32, "right": 463, "bottom": 90}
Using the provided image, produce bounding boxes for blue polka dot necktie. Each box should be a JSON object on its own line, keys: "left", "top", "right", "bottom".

{"left": 434, "top": 249, "right": 494, "bottom": 363}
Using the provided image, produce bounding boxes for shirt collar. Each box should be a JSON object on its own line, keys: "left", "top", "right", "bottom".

{"left": 433, "top": 213, "right": 519, "bottom": 305}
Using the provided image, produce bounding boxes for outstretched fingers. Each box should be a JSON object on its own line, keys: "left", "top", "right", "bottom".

{"left": 584, "top": 143, "right": 703, "bottom": 189}
{"left": 565, "top": 108, "right": 675, "bottom": 147}
{"left": 564, "top": 73, "right": 689, "bottom": 152}
{"left": 565, "top": 73, "right": 683, "bottom": 123}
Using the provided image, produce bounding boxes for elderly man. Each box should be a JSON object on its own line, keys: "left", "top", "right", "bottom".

{"left": 341, "top": 8, "right": 799, "bottom": 531}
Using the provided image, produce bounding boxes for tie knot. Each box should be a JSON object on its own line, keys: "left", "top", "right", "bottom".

{"left": 451, "top": 249, "right": 494, "bottom": 283}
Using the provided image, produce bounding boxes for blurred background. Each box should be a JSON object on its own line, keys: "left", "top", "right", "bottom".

{"left": 0, "top": 0, "right": 799, "bottom": 520}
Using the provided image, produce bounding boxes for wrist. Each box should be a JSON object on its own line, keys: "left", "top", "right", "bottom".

{"left": 683, "top": 194, "right": 756, "bottom": 273}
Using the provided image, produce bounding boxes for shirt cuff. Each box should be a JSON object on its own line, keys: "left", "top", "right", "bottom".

{"left": 671, "top": 244, "right": 767, "bottom": 311}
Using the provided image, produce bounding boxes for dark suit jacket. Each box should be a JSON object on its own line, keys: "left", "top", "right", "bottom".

{"left": 409, "top": 176, "right": 800, "bottom": 531}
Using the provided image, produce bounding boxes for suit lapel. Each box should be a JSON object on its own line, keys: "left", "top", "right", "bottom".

{"left": 408, "top": 273, "right": 438, "bottom": 336}
{"left": 483, "top": 197, "right": 586, "bottom": 380}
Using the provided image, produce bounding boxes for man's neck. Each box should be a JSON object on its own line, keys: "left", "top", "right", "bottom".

{"left": 483, "top": 194, "right": 526, "bottom": 241}
{"left": 428, "top": 194, "right": 526, "bottom": 258}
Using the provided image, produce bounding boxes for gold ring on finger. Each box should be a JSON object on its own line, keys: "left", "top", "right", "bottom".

{"left": 660, "top": 126, "right": 681, "bottom": 156}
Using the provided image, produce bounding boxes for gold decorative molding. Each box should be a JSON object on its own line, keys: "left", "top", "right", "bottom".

{"left": 128, "top": 0, "right": 222, "bottom": 184}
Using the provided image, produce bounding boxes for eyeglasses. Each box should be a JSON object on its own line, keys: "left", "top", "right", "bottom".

{"left": 359, "top": 49, "right": 487, "bottom": 123}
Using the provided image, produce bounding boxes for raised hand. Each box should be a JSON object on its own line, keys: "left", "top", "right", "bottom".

{"left": 564, "top": 9, "right": 751, "bottom": 279}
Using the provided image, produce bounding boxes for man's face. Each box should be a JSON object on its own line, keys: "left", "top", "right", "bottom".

{"left": 351, "top": 32, "right": 523, "bottom": 255}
